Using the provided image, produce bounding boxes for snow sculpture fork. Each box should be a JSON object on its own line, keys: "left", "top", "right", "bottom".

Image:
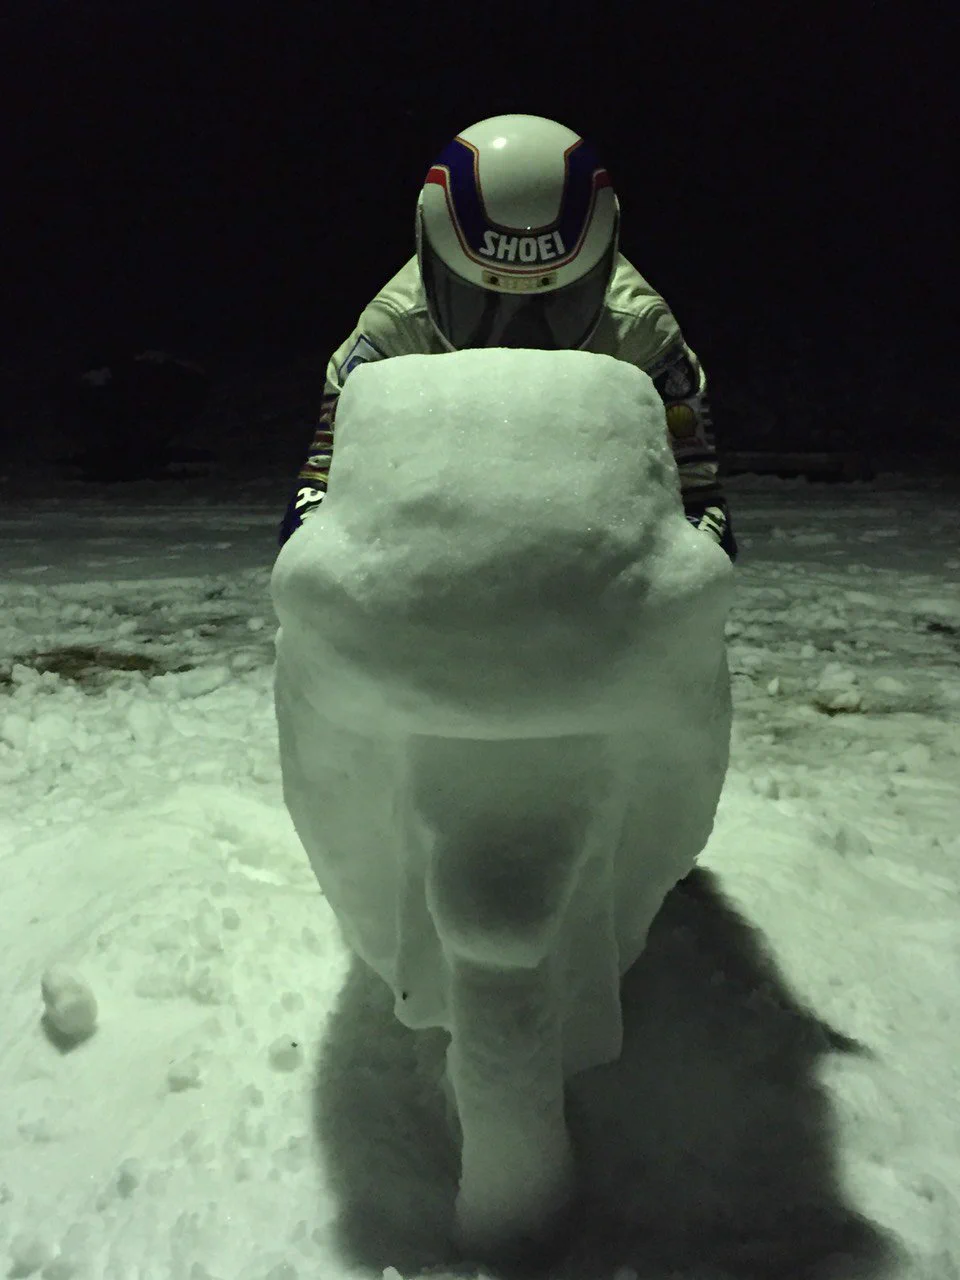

{"left": 411, "top": 734, "right": 607, "bottom": 1254}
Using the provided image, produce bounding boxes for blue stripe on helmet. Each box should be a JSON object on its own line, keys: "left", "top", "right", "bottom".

{"left": 430, "top": 135, "right": 609, "bottom": 267}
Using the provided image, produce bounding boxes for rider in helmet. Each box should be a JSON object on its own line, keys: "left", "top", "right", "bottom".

{"left": 280, "top": 114, "right": 736, "bottom": 558}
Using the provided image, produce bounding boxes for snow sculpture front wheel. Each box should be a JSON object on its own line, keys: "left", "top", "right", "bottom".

{"left": 442, "top": 957, "right": 577, "bottom": 1258}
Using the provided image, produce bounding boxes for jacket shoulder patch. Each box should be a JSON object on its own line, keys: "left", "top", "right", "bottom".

{"left": 650, "top": 345, "right": 698, "bottom": 400}
{"left": 337, "top": 333, "right": 386, "bottom": 381}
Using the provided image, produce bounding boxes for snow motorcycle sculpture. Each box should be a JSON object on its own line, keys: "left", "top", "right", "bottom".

{"left": 272, "top": 347, "right": 733, "bottom": 1258}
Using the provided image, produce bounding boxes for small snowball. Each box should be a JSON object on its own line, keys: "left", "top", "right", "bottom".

{"left": 766, "top": 676, "right": 781, "bottom": 696}
{"left": 247, "top": 616, "right": 267, "bottom": 633}
{"left": 40, "top": 967, "right": 98, "bottom": 1041}
{"left": 268, "top": 1036, "right": 304, "bottom": 1072}
{"left": 167, "top": 1058, "right": 202, "bottom": 1092}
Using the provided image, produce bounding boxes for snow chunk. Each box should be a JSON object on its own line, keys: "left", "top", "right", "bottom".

{"left": 812, "top": 664, "right": 862, "bottom": 713}
{"left": 127, "top": 700, "right": 165, "bottom": 747}
{"left": 268, "top": 1036, "right": 304, "bottom": 1072}
{"left": 873, "top": 676, "right": 909, "bottom": 696}
{"left": 40, "top": 966, "right": 98, "bottom": 1041}
{"left": 174, "top": 665, "right": 232, "bottom": 698}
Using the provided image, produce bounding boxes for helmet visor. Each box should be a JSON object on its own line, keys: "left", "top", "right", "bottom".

{"left": 421, "top": 238, "right": 614, "bottom": 351}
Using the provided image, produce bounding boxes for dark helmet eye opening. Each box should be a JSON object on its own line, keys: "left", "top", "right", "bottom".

{"left": 420, "top": 229, "right": 616, "bottom": 351}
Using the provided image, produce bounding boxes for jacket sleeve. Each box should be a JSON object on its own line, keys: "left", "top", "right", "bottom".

{"left": 279, "top": 311, "right": 401, "bottom": 546}
{"left": 646, "top": 340, "right": 738, "bottom": 561}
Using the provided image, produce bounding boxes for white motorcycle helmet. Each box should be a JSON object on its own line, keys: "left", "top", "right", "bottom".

{"left": 417, "top": 114, "right": 620, "bottom": 351}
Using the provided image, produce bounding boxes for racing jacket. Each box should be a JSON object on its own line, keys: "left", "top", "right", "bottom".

{"left": 281, "top": 254, "right": 736, "bottom": 558}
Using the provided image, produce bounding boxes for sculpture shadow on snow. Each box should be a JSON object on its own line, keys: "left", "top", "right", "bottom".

{"left": 311, "top": 867, "right": 903, "bottom": 1280}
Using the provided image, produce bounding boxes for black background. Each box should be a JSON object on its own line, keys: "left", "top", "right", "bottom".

{"left": 1, "top": 0, "right": 955, "bottom": 455}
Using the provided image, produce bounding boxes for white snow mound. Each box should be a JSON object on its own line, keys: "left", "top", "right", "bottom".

{"left": 272, "top": 348, "right": 733, "bottom": 1077}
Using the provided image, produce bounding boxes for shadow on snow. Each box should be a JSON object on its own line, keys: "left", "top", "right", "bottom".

{"left": 311, "top": 868, "right": 902, "bottom": 1280}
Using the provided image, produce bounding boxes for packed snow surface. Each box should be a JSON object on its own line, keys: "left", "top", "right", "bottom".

{"left": 273, "top": 349, "right": 734, "bottom": 1255}
{"left": 0, "top": 450, "right": 958, "bottom": 1278}
{"left": 274, "top": 350, "right": 731, "bottom": 1052}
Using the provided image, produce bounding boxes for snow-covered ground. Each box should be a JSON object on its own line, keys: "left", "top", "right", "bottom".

{"left": 1, "top": 469, "right": 958, "bottom": 1280}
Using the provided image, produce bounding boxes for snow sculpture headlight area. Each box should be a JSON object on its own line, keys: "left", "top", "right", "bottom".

{"left": 271, "top": 348, "right": 733, "bottom": 1259}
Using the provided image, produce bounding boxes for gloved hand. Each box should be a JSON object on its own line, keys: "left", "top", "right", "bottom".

{"left": 278, "top": 485, "right": 325, "bottom": 547}
{"left": 685, "top": 502, "right": 738, "bottom": 561}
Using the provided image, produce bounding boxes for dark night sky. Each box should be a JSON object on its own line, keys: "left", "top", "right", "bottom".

{"left": 0, "top": 1, "right": 955, "bottom": 435}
